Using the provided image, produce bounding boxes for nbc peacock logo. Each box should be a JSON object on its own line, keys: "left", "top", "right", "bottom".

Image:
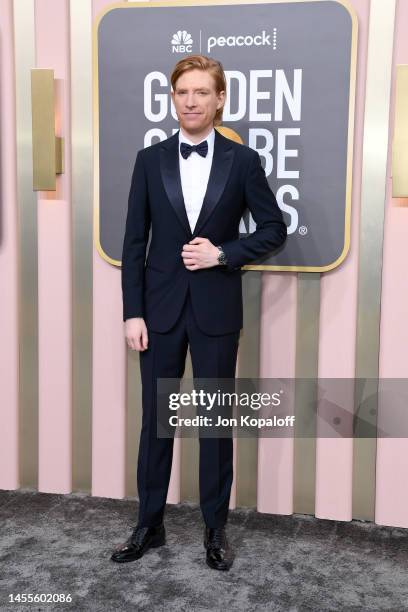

{"left": 171, "top": 30, "right": 193, "bottom": 53}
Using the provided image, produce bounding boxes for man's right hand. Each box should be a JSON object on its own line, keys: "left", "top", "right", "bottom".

{"left": 125, "top": 317, "right": 149, "bottom": 351}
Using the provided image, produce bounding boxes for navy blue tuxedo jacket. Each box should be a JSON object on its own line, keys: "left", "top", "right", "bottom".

{"left": 121, "top": 129, "right": 287, "bottom": 335}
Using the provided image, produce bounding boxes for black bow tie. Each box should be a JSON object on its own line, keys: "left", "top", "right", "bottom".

{"left": 180, "top": 140, "right": 208, "bottom": 159}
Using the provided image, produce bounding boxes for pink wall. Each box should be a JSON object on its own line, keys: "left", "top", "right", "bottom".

{"left": 315, "top": 0, "right": 369, "bottom": 522}
{"left": 36, "top": 0, "right": 72, "bottom": 494}
{"left": 0, "top": 0, "right": 407, "bottom": 528}
{"left": 0, "top": 0, "right": 19, "bottom": 490}
{"left": 258, "top": 274, "right": 297, "bottom": 515}
{"left": 376, "top": 0, "right": 408, "bottom": 527}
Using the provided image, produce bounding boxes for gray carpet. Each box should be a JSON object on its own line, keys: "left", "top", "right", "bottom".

{"left": 1, "top": 489, "right": 408, "bottom": 611}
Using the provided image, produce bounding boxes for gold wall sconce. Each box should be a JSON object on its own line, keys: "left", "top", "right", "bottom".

{"left": 392, "top": 65, "right": 408, "bottom": 198}
{"left": 31, "top": 69, "right": 64, "bottom": 191}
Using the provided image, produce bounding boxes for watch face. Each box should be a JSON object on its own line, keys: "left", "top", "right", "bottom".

{"left": 217, "top": 246, "right": 226, "bottom": 265}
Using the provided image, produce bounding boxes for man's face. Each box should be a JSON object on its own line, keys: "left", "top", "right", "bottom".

{"left": 171, "top": 69, "right": 225, "bottom": 136}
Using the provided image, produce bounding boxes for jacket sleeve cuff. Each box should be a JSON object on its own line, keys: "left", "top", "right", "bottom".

{"left": 219, "top": 241, "right": 242, "bottom": 271}
{"left": 122, "top": 285, "right": 145, "bottom": 321}
{"left": 123, "top": 312, "right": 144, "bottom": 322}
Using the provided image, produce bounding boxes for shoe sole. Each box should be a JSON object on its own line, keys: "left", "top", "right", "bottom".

{"left": 206, "top": 558, "right": 231, "bottom": 571}
{"left": 111, "top": 535, "right": 166, "bottom": 563}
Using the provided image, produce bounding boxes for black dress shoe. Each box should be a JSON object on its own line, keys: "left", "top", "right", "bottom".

{"left": 110, "top": 524, "right": 166, "bottom": 563}
{"left": 204, "top": 526, "right": 233, "bottom": 571}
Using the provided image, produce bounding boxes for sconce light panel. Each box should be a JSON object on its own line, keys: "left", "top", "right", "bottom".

{"left": 31, "top": 69, "right": 64, "bottom": 191}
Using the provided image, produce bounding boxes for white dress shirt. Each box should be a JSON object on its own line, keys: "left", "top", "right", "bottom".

{"left": 178, "top": 127, "right": 215, "bottom": 233}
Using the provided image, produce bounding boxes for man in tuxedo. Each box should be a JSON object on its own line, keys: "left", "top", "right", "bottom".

{"left": 111, "top": 54, "right": 287, "bottom": 570}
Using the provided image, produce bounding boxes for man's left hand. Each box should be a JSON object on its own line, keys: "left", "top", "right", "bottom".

{"left": 182, "top": 237, "right": 220, "bottom": 271}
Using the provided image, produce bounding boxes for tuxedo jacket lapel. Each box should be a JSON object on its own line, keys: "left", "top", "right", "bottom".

{"left": 159, "top": 132, "right": 192, "bottom": 236}
{"left": 159, "top": 129, "right": 235, "bottom": 237}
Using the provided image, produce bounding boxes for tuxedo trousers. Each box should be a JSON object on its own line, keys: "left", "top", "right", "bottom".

{"left": 137, "top": 287, "right": 240, "bottom": 528}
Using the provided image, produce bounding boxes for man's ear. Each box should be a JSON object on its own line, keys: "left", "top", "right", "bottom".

{"left": 217, "top": 90, "right": 226, "bottom": 109}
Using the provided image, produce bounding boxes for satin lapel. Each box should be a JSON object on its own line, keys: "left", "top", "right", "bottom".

{"left": 193, "top": 130, "right": 235, "bottom": 236}
{"left": 159, "top": 132, "right": 192, "bottom": 237}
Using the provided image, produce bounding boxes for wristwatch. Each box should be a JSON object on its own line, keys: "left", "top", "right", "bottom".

{"left": 216, "top": 245, "right": 228, "bottom": 266}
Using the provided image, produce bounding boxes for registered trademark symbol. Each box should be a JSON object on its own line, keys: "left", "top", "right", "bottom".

{"left": 299, "top": 225, "right": 308, "bottom": 236}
